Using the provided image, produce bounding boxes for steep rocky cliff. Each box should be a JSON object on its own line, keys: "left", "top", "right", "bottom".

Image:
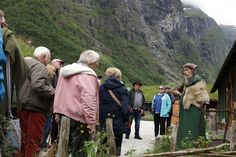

{"left": 0, "top": 0, "right": 229, "bottom": 84}
{"left": 220, "top": 25, "right": 236, "bottom": 47}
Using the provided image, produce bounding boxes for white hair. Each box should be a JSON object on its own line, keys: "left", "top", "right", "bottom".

{"left": 34, "top": 46, "right": 50, "bottom": 58}
{"left": 78, "top": 50, "right": 100, "bottom": 65}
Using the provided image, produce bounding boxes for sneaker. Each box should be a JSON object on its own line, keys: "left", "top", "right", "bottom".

{"left": 134, "top": 136, "right": 142, "bottom": 140}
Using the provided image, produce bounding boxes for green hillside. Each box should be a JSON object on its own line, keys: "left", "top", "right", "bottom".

{"left": 1, "top": 0, "right": 166, "bottom": 84}
{"left": 1, "top": 0, "right": 229, "bottom": 85}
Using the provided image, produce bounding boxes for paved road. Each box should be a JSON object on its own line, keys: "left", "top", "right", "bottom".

{"left": 121, "top": 120, "right": 155, "bottom": 156}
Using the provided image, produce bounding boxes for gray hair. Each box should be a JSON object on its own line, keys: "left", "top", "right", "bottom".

{"left": 34, "top": 46, "right": 51, "bottom": 58}
{"left": 78, "top": 50, "right": 100, "bottom": 65}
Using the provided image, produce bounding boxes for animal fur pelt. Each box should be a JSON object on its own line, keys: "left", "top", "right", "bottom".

{"left": 183, "top": 80, "right": 210, "bottom": 110}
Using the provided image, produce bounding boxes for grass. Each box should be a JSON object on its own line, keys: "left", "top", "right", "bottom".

{"left": 141, "top": 83, "right": 217, "bottom": 102}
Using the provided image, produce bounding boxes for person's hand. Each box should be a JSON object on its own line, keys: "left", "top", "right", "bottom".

{"left": 54, "top": 114, "right": 61, "bottom": 123}
{"left": 173, "top": 89, "right": 181, "bottom": 96}
{"left": 140, "top": 109, "right": 144, "bottom": 115}
{"left": 87, "top": 124, "right": 96, "bottom": 134}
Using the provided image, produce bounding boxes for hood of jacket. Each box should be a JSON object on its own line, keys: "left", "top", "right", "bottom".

{"left": 102, "top": 77, "right": 124, "bottom": 89}
{"left": 61, "top": 63, "right": 97, "bottom": 77}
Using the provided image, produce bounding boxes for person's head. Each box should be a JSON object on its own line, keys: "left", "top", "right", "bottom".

{"left": 34, "top": 46, "right": 51, "bottom": 66}
{"left": 46, "top": 64, "right": 56, "bottom": 79}
{"left": 132, "top": 81, "right": 142, "bottom": 91}
{"left": 78, "top": 50, "right": 100, "bottom": 70}
{"left": 183, "top": 63, "right": 197, "bottom": 78}
{"left": 165, "top": 86, "right": 171, "bottom": 93}
{"left": 159, "top": 85, "right": 165, "bottom": 94}
{"left": 0, "top": 9, "right": 7, "bottom": 28}
{"left": 105, "top": 67, "right": 122, "bottom": 80}
{"left": 52, "top": 59, "right": 64, "bottom": 70}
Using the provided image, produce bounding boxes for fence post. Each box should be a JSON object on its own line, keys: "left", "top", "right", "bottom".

{"left": 209, "top": 108, "right": 217, "bottom": 131}
{"left": 172, "top": 124, "right": 178, "bottom": 150}
{"left": 105, "top": 118, "right": 116, "bottom": 156}
{"left": 56, "top": 116, "right": 71, "bottom": 157}
{"left": 230, "top": 120, "right": 236, "bottom": 151}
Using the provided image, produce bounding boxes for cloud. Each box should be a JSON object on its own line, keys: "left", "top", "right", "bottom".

{"left": 181, "top": 0, "right": 236, "bottom": 26}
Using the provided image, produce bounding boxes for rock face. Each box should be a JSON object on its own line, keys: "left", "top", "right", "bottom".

{"left": 77, "top": 0, "right": 229, "bottom": 81}
{"left": 1, "top": 0, "right": 230, "bottom": 83}
{"left": 220, "top": 25, "right": 236, "bottom": 48}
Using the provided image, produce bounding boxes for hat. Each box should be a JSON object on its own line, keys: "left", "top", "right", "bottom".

{"left": 52, "top": 59, "right": 64, "bottom": 64}
{"left": 132, "top": 80, "right": 142, "bottom": 86}
{"left": 165, "top": 85, "right": 170, "bottom": 89}
{"left": 183, "top": 63, "right": 197, "bottom": 70}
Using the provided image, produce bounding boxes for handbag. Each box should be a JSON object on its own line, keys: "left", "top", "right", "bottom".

{"left": 4, "top": 53, "right": 21, "bottom": 150}
{"left": 4, "top": 118, "right": 21, "bottom": 149}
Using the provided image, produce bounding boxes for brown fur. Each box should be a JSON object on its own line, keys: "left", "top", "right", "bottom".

{"left": 183, "top": 80, "right": 209, "bottom": 110}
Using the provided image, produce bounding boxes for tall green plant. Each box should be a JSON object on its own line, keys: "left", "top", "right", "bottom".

{"left": 82, "top": 131, "right": 110, "bottom": 157}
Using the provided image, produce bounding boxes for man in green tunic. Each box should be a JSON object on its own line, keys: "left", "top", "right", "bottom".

{"left": 174, "top": 63, "right": 209, "bottom": 150}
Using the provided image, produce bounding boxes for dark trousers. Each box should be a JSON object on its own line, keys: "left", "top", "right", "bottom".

{"left": 41, "top": 114, "right": 52, "bottom": 148}
{"left": 114, "top": 133, "right": 123, "bottom": 156}
{"left": 154, "top": 113, "right": 166, "bottom": 137}
{"left": 126, "top": 109, "right": 141, "bottom": 137}
{"left": 51, "top": 115, "right": 59, "bottom": 143}
{"left": 17, "top": 111, "right": 46, "bottom": 157}
{"left": 167, "top": 107, "right": 173, "bottom": 127}
{"left": 69, "top": 119, "right": 91, "bottom": 157}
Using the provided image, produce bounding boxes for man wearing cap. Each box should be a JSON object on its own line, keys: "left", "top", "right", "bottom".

{"left": 126, "top": 81, "right": 145, "bottom": 140}
{"left": 17, "top": 46, "right": 55, "bottom": 157}
{"left": 174, "top": 63, "right": 209, "bottom": 150}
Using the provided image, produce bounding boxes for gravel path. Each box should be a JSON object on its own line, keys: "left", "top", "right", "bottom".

{"left": 121, "top": 120, "right": 155, "bottom": 156}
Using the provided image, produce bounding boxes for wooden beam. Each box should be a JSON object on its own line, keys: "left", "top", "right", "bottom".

{"left": 137, "top": 143, "right": 230, "bottom": 157}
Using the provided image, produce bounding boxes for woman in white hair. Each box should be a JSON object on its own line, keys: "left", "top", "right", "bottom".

{"left": 174, "top": 63, "right": 209, "bottom": 150}
{"left": 53, "top": 50, "right": 100, "bottom": 157}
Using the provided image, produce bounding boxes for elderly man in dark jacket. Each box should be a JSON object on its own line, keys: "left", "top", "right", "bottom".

{"left": 17, "top": 46, "right": 55, "bottom": 157}
{"left": 125, "top": 81, "right": 145, "bottom": 140}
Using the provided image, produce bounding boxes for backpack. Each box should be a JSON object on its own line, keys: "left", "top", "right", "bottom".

{"left": 0, "top": 28, "right": 7, "bottom": 104}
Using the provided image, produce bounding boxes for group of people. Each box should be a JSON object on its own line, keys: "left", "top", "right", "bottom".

{"left": 151, "top": 85, "right": 175, "bottom": 137}
{"left": 0, "top": 8, "right": 210, "bottom": 157}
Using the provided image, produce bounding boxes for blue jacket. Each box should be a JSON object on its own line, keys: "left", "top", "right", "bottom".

{"left": 0, "top": 28, "right": 7, "bottom": 104}
{"left": 99, "top": 77, "right": 130, "bottom": 134}
{"left": 151, "top": 93, "right": 171, "bottom": 117}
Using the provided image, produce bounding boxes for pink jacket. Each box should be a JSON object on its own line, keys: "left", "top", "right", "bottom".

{"left": 53, "top": 63, "right": 99, "bottom": 126}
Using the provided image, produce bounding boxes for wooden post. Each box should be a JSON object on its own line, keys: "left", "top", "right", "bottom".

{"left": 56, "top": 116, "right": 71, "bottom": 157}
{"left": 171, "top": 124, "right": 178, "bottom": 150}
{"left": 209, "top": 108, "right": 217, "bottom": 131}
{"left": 105, "top": 118, "right": 116, "bottom": 156}
{"left": 230, "top": 120, "right": 236, "bottom": 151}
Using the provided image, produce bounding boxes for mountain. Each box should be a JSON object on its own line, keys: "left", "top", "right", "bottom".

{"left": 220, "top": 25, "right": 236, "bottom": 47}
{"left": 0, "top": 0, "right": 230, "bottom": 84}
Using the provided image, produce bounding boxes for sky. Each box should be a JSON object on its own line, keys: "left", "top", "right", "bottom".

{"left": 181, "top": 0, "right": 236, "bottom": 26}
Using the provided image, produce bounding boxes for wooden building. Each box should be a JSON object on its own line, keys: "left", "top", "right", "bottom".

{"left": 211, "top": 41, "right": 236, "bottom": 127}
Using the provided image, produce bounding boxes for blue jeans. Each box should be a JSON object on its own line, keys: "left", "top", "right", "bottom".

{"left": 41, "top": 114, "right": 52, "bottom": 148}
{"left": 126, "top": 109, "right": 141, "bottom": 137}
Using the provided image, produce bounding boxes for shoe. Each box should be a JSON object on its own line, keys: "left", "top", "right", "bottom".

{"left": 134, "top": 136, "right": 142, "bottom": 140}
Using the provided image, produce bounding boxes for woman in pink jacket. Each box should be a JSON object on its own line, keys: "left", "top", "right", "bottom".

{"left": 53, "top": 50, "right": 100, "bottom": 157}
